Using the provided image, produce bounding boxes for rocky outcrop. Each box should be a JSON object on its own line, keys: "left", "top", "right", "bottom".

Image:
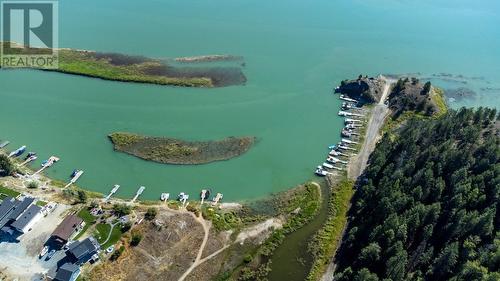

{"left": 336, "top": 76, "right": 384, "bottom": 103}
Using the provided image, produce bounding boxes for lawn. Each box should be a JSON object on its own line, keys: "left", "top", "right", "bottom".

{"left": 95, "top": 223, "right": 111, "bottom": 244}
{"left": 36, "top": 200, "right": 48, "bottom": 207}
{"left": 0, "top": 185, "right": 20, "bottom": 198}
{"left": 101, "top": 225, "right": 123, "bottom": 249}
{"left": 74, "top": 208, "right": 97, "bottom": 240}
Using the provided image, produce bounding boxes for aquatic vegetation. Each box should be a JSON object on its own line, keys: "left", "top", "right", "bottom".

{"left": 109, "top": 132, "right": 256, "bottom": 165}
{"left": 0, "top": 42, "right": 246, "bottom": 87}
{"left": 306, "top": 179, "right": 354, "bottom": 281}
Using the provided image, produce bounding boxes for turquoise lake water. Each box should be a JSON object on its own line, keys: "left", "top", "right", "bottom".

{"left": 1, "top": 0, "right": 499, "bottom": 200}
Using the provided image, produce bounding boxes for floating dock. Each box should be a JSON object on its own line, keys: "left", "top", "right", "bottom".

{"left": 212, "top": 193, "right": 223, "bottom": 206}
{"left": 64, "top": 170, "right": 84, "bottom": 188}
{"left": 33, "top": 156, "right": 60, "bottom": 175}
{"left": 104, "top": 185, "right": 120, "bottom": 202}
{"left": 339, "top": 95, "right": 358, "bottom": 103}
{"left": 345, "top": 118, "right": 363, "bottom": 123}
{"left": 161, "top": 193, "right": 170, "bottom": 201}
{"left": 338, "top": 111, "right": 364, "bottom": 117}
{"left": 19, "top": 154, "right": 37, "bottom": 166}
{"left": 130, "top": 186, "right": 145, "bottom": 203}
{"left": 200, "top": 189, "right": 208, "bottom": 205}
{"left": 342, "top": 138, "right": 359, "bottom": 144}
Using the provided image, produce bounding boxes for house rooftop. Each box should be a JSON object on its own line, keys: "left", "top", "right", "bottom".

{"left": 11, "top": 204, "right": 41, "bottom": 231}
{"left": 67, "top": 236, "right": 100, "bottom": 262}
{"left": 0, "top": 197, "right": 35, "bottom": 230}
{"left": 54, "top": 263, "right": 80, "bottom": 281}
{"left": 51, "top": 214, "right": 84, "bottom": 243}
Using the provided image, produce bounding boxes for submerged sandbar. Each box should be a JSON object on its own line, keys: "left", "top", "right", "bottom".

{"left": 108, "top": 132, "right": 256, "bottom": 165}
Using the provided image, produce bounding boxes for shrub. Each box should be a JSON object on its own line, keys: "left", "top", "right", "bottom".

{"left": 130, "top": 232, "right": 142, "bottom": 246}
{"left": 144, "top": 207, "right": 158, "bottom": 221}
{"left": 27, "top": 181, "right": 38, "bottom": 189}
{"left": 113, "top": 203, "right": 131, "bottom": 217}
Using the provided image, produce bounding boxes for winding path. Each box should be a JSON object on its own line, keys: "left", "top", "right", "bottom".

{"left": 177, "top": 213, "right": 210, "bottom": 281}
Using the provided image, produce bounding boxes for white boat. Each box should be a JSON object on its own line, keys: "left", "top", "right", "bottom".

{"left": 339, "top": 95, "right": 358, "bottom": 102}
{"left": 39, "top": 246, "right": 49, "bottom": 258}
{"left": 161, "top": 193, "right": 170, "bottom": 201}
{"left": 178, "top": 192, "right": 189, "bottom": 201}
{"left": 345, "top": 118, "right": 362, "bottom": 123}
{"left": 212, "top": 192, "right": 223, "bottom": 202}
{"left": 322, "top": 162, "right": 334, "bottom": 169}
{"left": 342, "top": 138, "right": 359, "bottom": 144}
{"left": 315, "top": 166, "right": 328, "bottom": 176}
{"left": 329, "top": 150, "right": 340, "bottom": 156}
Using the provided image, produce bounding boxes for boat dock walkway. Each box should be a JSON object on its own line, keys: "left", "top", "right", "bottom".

{"left": 33, "top": 156, "right": 60, "bottom": 175}
{"left": 130, "top": 186, "right": 145, "bottom": 203}
{"left": 19, "top": 155, "right": 37, "bottom": 167}
{"left": 338, "top": 111, "right": 364, "bottom": 117}
{"left": 64, "top": 170, "right": 84, "bottom": 188}
{"left": 104, "top": 185, "right": 120, "bottom": 202}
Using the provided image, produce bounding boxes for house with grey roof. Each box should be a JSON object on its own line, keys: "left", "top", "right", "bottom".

{"left": 11, "top": 204, "right": 42, "bottom": 233}
{"left": 0, "top": 196, "right": 41, "bottom": 235}
{"left": 54, "top": 263, "right": 81, "bottom": 281}
{"left": 66, "top": 236, "right": 101, "bottom": 265}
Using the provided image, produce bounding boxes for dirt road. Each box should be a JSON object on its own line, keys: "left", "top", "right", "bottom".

{"left": 347, "top": 77, "right": 394, "bottom": 179}
{"left": 321, "top": 77, "right": 394, "bottom": 281}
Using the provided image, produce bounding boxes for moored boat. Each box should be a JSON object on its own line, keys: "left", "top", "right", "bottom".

{"left": 315, "top": 166, "right": 328, "bottom": 176}
{"left": 9, "top": 145, "right": 26, "bottom": 157}
{"left": 161, "top": 193, "right": 170, "bottom": 201}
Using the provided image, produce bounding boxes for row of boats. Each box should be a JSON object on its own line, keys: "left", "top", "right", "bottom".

{"left": 315, "top": 96, "right": 364, "bottom": 176}
{"left": 1, "top": 142, "right": 83, "bottom": 186}
{"left": 2, "top": 140, "right": 225, "bottom": 205}
{"left": 161, "top": 189, "right": 224, "bottom": 205}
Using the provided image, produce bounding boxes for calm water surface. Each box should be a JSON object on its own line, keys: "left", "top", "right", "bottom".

{"left": 1, "top": 0, "right": 499, "bottom": 200}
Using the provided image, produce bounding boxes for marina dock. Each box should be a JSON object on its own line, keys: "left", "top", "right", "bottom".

{"left": 104, "top": 185, "right": 120, "bottom": 202}
{"left": 212, "top": 193, "right": 223, "bottom": 206}
{"left": 64, "top": 170, "right": 84, "bottom": 188}
{"left": 33, "top": 156, "right": 60, "bottom": 175}
{"left": 19, "top": 154, "right": 37, "bottom": 166}
{"left": 130, "top": 186, "right": 145, "bottom": 203}
{"left": 338, "top": 111, "right": 364, "bottom": 117}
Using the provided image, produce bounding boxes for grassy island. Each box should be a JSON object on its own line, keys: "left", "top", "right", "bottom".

{"left": 0, "top": 42, "right": 247, "bottom": 87}
{"left": 108, "top": 132, "right": 256, "bottom": 164}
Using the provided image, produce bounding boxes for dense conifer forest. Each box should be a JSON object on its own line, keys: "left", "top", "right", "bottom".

{"left": 335, "top": 108, "right": 500, "bottom": 281}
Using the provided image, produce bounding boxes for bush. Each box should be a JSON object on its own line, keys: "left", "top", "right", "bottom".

{"left": 110, "top": 245, "right": 125, "bottom": 261}
{"left": 77, "top": 190, "right": 87, "bottom": 203}
{"left": 130, "top": 232, "right": 142, "bottom": 246}
{"left": 121, "top": 222, "right": 132, "bottom": 233}
{"left": 0, "top": 155, "right": 14, "bottom": 177}
{"left": 27, "top": 181, "right": 38, "bottom": 189}
{"left": 144, "top": 207, "right": 157, "bottom": 221}
{"left": 113, "top": 203, "right": 131, "bottom": 217}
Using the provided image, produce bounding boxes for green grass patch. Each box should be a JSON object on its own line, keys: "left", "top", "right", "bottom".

{"left": 0, "top": 185, "right": 20, "bottom": 198}
{"left": 101, "top": 225, "right": 123, "bottom": 249}
{"left": 74, "top": 208, "right": 97, "bottom": 240}
{"left": 306, "top": 179, "right": 354, "bottom": 281}
{"left": 94, "top": 223, "right": 111, "bottom": 244}
{"left": 36, "top": 200, "right": 47, "bottom": 207}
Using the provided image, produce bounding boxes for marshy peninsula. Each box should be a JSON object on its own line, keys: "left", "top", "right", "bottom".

{"left": 0, "top": 42, "right": 247, "bottom": 87}
{"left": 108, "top": 132, "right": 256, "bottom": 165}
